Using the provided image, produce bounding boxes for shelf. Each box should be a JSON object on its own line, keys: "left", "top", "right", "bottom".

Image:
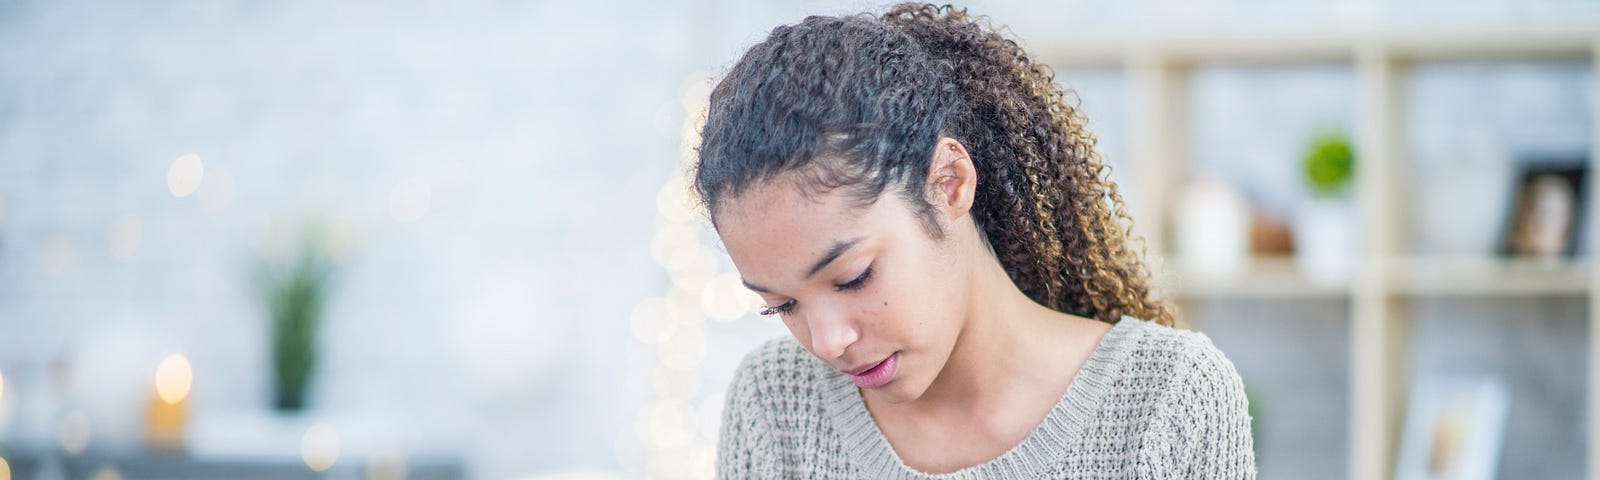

{"left": 1165, "top": 256, "right": 1591, "bottom": 300}
{"left": 1167, "top": 256, "right": 1350, "bottom": 300}
{"left": 1389, "top": 257, "right": 1590, "bottom": 297}
{"left": 1038, "top": 26, "right": 1598, "bottom": 67}
{"left": 1047, "top": 24, "right": 1600, "bottom": 479}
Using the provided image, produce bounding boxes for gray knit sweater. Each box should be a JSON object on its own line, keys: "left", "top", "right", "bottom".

{"left": 714, "top": 316, "right": 1257, "bottom": 479}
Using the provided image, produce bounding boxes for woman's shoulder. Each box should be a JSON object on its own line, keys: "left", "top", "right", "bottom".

{"left": 1111, "top": 316, "right": 1245, "bottom": 391}
{"left": 1113, "top": 317, "right": 1257, "bottom": 475}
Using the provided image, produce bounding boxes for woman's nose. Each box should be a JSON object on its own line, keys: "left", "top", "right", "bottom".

{"left": 806, "top": 303, "right": 860, "bottom": 361}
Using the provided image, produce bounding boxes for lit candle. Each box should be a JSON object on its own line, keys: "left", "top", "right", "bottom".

{"left": 145, "top": 354, "right": 191, "bottom": 451}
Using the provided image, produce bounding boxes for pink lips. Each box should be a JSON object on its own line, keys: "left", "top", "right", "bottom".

{"left": 850, "top": 352, "right": 899, "bottom": 389}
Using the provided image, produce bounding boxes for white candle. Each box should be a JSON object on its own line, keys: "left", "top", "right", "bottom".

{"left": 146, "top": 354, "right": 192, "bottom": 450}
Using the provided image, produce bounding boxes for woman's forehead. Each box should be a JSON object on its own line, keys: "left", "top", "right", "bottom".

{"left": 714, "top": 182, "right": 892, "bottom": 279}
{"left": 717, "top": 181, "right": 860, "bottom": 241}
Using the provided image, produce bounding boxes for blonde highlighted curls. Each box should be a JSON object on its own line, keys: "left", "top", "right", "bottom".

{"left": 881, "top": 4, "right": 1173, "bottom": 327}
{"left": 694, "top": 3, "right": 1175, "bottom": 327}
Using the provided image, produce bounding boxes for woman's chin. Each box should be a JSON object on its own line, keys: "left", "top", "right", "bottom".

{"left": 863, "top": 379, "right": 924, "bottom": 405}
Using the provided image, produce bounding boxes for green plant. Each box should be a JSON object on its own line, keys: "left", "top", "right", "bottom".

{"left": 258, "top": 224, "right": 338, "bottom": 411}
{"left": 1303, "top": 129, "right": 1356, "bottom": 197}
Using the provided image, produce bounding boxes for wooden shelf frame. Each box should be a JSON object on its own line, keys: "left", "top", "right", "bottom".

{"left": 1041, "top": 27, "right": 1600, "bottom": 480}
{"left": 1164, "top": 256, "right": 1589, "bottom": 300}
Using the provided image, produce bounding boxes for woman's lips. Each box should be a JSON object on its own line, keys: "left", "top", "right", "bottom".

{"left": 850, "top": 352, "right": 899, "bottom": 389}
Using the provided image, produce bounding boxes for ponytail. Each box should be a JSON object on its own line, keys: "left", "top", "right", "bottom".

{"left": 883, "top": 4, "right": 1173, "bottom": 326}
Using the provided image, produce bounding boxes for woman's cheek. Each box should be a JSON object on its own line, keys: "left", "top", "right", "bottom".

{"left": 780, "top": 314, "right": 812, "bottom": 349}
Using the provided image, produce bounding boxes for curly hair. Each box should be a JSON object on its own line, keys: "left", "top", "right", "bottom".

{"left": 693, "top": 3, "right": 1175, "bottom": 327}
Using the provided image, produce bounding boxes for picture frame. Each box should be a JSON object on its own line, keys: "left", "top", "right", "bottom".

{"left": 1498, "top": 160, "right": 1588, "bottom": 258}
{"left": 1393, "top": 376, "right": 1510, "bottom": 480}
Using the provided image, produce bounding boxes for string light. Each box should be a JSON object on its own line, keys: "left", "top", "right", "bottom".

{"left": 637, "top": 76, "right": 727, "bottom": 480}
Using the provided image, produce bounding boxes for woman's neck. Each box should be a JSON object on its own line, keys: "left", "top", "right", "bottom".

{"left": 892, "top": 253, "right": 1102, "bottom": 418}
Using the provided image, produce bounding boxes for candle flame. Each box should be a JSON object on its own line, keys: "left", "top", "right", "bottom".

{"left": 155, "top": 354, "right": 192, "bottom": 404}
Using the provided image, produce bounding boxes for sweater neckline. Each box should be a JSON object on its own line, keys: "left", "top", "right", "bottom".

{"left": 821, "top": 315, "right": 1150, "bottom": 479}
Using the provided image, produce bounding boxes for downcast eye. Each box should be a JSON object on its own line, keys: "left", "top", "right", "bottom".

{"left": 835, "top": 266, "right": 873, "bottom": 292}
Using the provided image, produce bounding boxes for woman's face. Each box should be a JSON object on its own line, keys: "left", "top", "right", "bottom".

{"left": 714, "top": 177, "right": 971, "bottom": 404}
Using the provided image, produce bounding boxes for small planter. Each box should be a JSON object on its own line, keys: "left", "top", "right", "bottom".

{"left": 1294, "top": 198, "right": 1356, "bottom": 285}
{"left": 1296, "top": 129, "right": 1357, "bottom": 285}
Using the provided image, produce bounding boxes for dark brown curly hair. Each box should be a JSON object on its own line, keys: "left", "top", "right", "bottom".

{"left": 693, "top": 3, "right": 1175, "bottom": 327}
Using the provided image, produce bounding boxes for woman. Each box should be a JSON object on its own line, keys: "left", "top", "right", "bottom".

{"left": 694, "top": 3, "right": 1256, "bottom": 478}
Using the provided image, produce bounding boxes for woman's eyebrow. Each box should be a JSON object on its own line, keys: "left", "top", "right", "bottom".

{"left": 805, "top": 237, "right": 862, "bottom": 279}
{"left": 740, "top": 236, "right": 864, "bottom": 293}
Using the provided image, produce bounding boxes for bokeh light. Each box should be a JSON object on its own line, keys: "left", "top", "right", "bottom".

{"left": 700, "top": 272, "right": 759, "bottom": 322}
{"left": 364, "top": 451, "right": 407, "bottom": 480}
{"left": 687, "top": 443, "right": 715, "bottom": 480}
{"left": 695, "top": 391, "right": 723, "bottom": 442}
{"left": 155, "top": 354, "right": 193, "bottom": 404}
{"left": 58, "top": 410, "right": 92, "bottom": 455}
{"left": 629, "top": 297, "right": 679, "bottom": 345}
{"left": 649, "top": 223, "right": 698, "bottom": 268}
{"left": 657, "top": 324, "right": 706, "bottom": 371}
{"left": 40, "top": 234, "right": 76, "bottom": 276}
{"left": 650, "top": 366, "right": 700, "bottom": 400}
{"left": 166, "top": 153, "right": 204, "bottom": 198}
{"left": 107, "top": 215, "right": 142, "bottom": 261}
{"left": 91, "top": 465, "right": 123, "bottom": 480}
{"left": 655, "top": 179, "right": 696, "bottom": 223}
{"left": 301, "top": 422, "right": 340, "bottom": 472}
{"left": 646, "top": 400, "right": 694, "bottom": 450}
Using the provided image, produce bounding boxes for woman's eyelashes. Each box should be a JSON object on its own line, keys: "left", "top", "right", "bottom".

{"left": 756, "top": 266, "right": 875, "bottom": 317}
{"left": 835, "top": 265, "right": 873, "bottom": 292}
{"left": 759, "top": 300, "right": 796, "bottom": 317}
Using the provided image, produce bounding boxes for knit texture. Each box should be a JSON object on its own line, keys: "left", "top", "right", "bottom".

{"left": 715, "top": 316, "right": 1257, "bottom": 479}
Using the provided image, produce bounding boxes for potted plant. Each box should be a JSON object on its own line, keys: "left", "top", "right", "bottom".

{"left": 1295, "top": 129, "right": 1358, "bottom": 284}
{"left": 257, "top": 223, "right": 339, "bottom": 412}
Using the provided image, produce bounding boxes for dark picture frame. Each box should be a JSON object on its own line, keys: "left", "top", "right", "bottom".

{"left": 1498, "top": 159, "right": 1588, "bottom": 258}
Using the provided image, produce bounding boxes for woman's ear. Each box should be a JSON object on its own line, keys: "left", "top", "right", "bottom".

{"left": 927, "top": 137, "right": 978, "bottom": 220}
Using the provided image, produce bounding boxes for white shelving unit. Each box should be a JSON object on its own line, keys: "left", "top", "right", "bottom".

{"left": 1040, "top": 27, "right": 1600, "bottom": 480}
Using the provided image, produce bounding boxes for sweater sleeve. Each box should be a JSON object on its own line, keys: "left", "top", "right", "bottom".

{"left": 714, "top": 346, "right": 779, "bottom": 479}
{"left": 1134, "top": 334, "right": 1258, "bottom": 479}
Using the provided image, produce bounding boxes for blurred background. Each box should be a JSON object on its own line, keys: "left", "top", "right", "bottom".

{"left": 0, "top": 0, "right": 1596, "bottom": 479}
